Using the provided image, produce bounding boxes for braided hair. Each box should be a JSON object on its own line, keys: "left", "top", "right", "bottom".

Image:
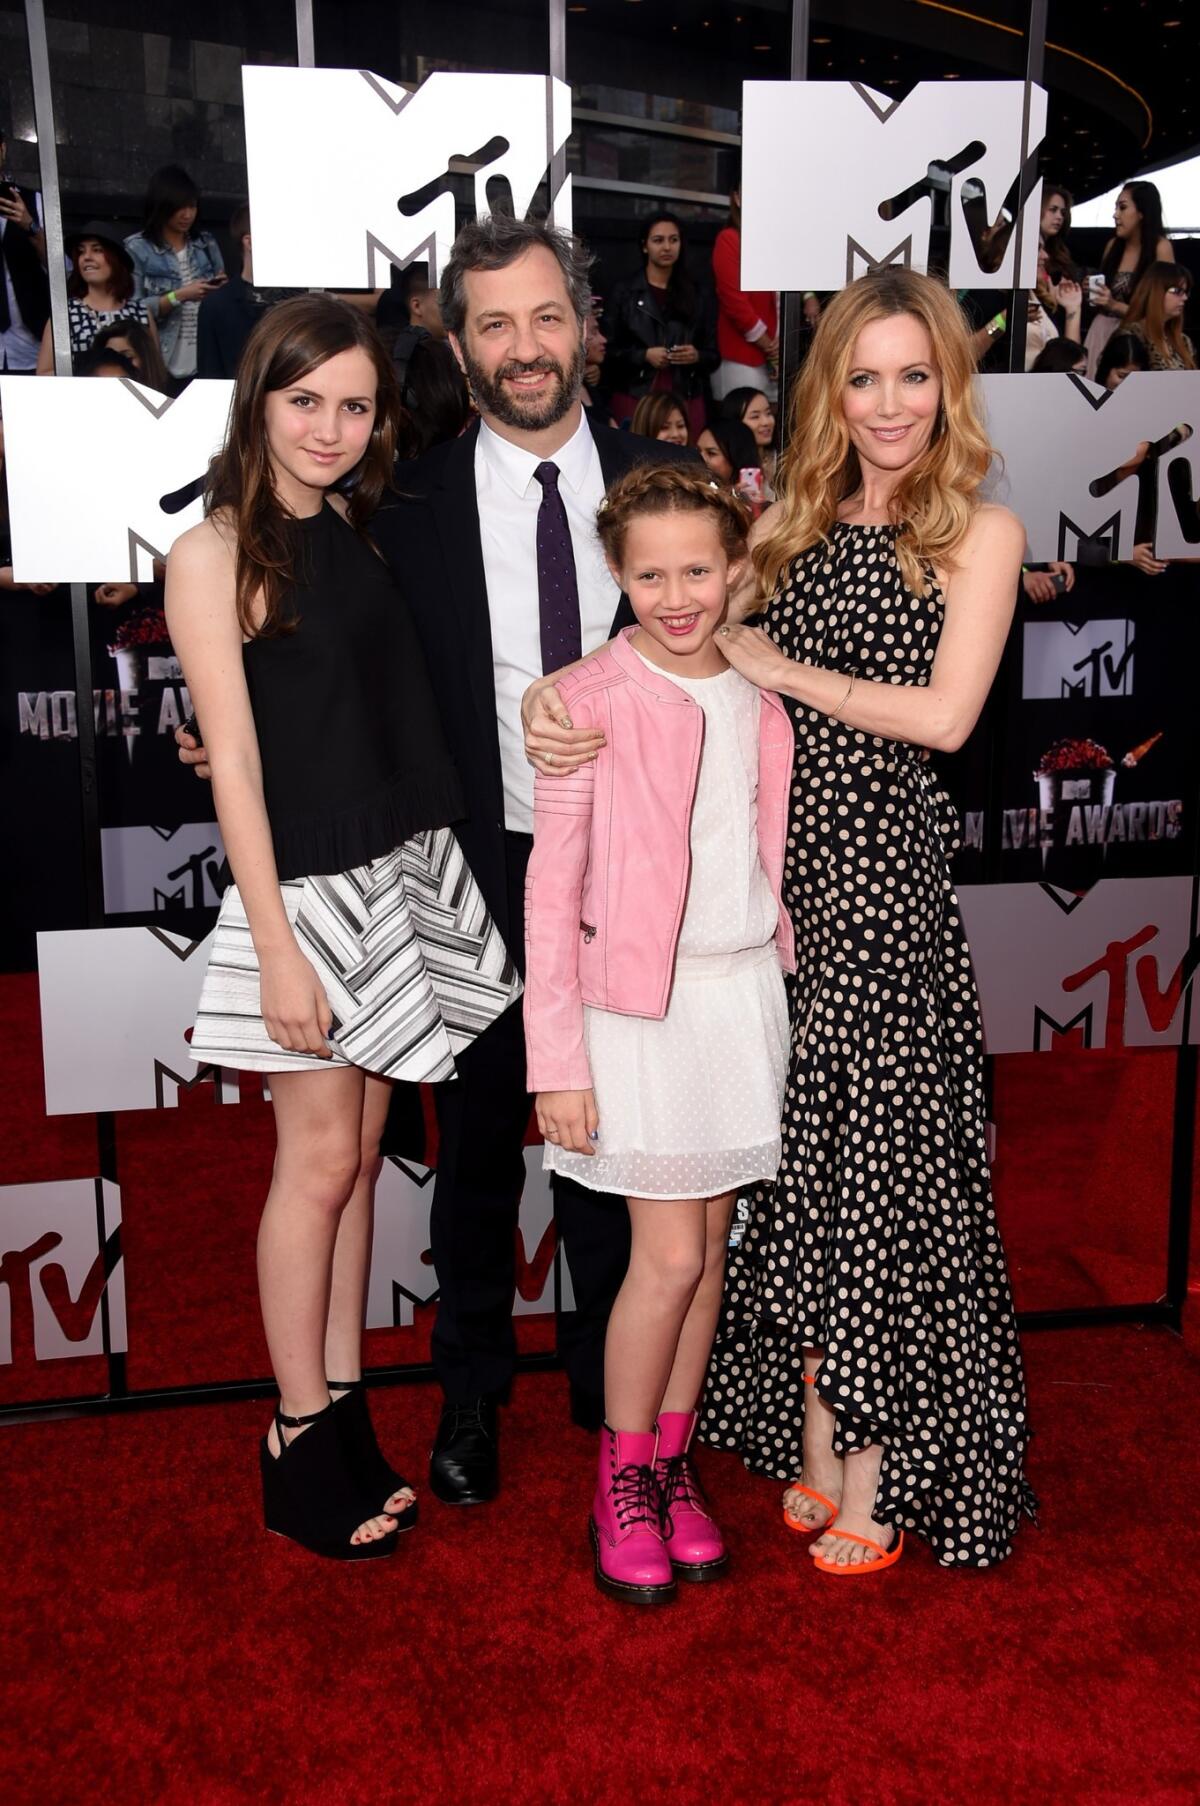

{"left": 595, "top": 461, "right": 750, "bottom": 566}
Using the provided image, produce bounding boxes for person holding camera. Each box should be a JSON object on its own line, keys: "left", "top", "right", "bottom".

{"left": 604, "top": 212, "right": 717, "bottom": 439}
{"left": 0, "top": 122, "right": 49, "bottom": 374}
{"left": 1083, "top": 181, "right": 1174, "bottom": 379}
{"left": 124, "top": 165, "right": 226, "bottom": 382}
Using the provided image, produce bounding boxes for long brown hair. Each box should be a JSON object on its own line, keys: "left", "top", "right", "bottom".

{"left": 66, "top": 238, "right": 134, "bottom": 303}
{"left": 1125, "top": 261, "right": 1195, "bottom": 368}
{"left": 205, "top": 294, "right": 404, "bottom": 637}
{"left": 755, "top": 269, "right": 992, "bottom": 599}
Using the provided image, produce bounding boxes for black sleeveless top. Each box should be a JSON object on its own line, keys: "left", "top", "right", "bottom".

{"left": 242, "top": 503, "right": 464, "bottom": 881}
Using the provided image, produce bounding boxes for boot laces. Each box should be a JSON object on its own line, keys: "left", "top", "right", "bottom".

{"left": 658, "top": 1452, "right": 707, "bottom": 1519}
{"left": 611, "top": 1461, "right": 665, "bottom": 1534}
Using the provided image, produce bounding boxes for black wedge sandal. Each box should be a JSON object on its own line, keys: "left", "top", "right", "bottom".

{"left": 260, "top": 1400, "right": 400, "bottom": 1561}
{"left": 329, "top": 1380, "right": 418, "bottom": 1532}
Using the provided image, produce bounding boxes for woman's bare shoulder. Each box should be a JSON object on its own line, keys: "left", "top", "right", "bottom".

{"left": 167, "top": 513, "right": 236, "bottom": 575}
{"left": 966, "top": 500, "right": 1025, "bottom": 550}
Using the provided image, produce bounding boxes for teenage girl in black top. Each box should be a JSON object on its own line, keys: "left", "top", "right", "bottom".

{"left": 166, "top": 295, "right": 518, "bottom": 1561}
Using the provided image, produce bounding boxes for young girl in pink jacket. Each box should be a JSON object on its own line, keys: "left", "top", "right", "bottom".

{"left": 523, "top": 464, "right": 795, "bottom": 1604}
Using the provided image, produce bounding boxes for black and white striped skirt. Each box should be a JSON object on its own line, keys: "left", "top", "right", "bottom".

{"left": 189, "top": 828, "right": 521, "bottom": 1082}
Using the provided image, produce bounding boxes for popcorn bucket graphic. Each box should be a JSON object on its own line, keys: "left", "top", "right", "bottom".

{"left": 1033, "top": 739, "right": 1116, "bottom": 883}
{"left": 1035, "top": 766, "right": 1116, "bottom": 817}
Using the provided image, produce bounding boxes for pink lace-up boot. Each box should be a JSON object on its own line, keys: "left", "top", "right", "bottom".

{"left": 590, "top": 1426, "right": 676, "bottom": 1605}
{"left": 655, "top": 1410, "right": 728, "bottom": 1582}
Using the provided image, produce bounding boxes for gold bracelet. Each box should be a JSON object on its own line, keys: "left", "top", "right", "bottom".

{"left": 830, "top": 675, "right": 854, "bottom": 720}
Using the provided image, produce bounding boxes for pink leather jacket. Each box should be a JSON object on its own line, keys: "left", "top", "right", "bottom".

{"left": 524, "top": 627, "right": 796, "bottom": 1094}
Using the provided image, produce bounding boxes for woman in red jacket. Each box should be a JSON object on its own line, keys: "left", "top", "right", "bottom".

{"left": 711, "top": 185, "right": 779, "bottom": 402}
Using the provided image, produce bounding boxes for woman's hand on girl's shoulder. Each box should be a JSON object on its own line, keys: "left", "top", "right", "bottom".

{"left": 716, "top": 623, "right": 793, "bottom": 692}
{"left": 522, "top": 677, "right": 605, "bottom": 776}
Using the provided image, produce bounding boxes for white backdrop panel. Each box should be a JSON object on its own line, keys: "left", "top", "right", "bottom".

{"left": 242, "top": 67, "right": 572, "bottom": 289}
{"left": 0, "top": 1178, "right": 125, "bottom": 1363}
{"left": 959, "top": 876, "right": 1198, "bottom": 1054}
{"left": 741, "top": 80, "right": 1044, "bottom": 291}
{"left": 1, "top": 376, "right": 233, "bottom": 583}
{"left": 101, "top": 824, "right": 227, "bottom": 917}
{"left": 981, "top": 371, "right": 1200, "bottom": 561}
{"left": 367, "top": 1147, "right": 572, "bottom": 1332}
{"left": 39, "top": 926, "right": 218, "bottom": 1115}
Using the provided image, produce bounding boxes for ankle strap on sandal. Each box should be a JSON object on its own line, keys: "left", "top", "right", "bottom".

{"left": 276, "top": 1400, "right": 333, "bottom": 1431}
{"left": 326, "top": 1379, "right": 362, "bottom": 1392}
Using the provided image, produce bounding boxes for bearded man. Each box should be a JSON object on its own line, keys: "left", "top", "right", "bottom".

{"left": 373, "top": 217, "right": 695, "bottom": 1501}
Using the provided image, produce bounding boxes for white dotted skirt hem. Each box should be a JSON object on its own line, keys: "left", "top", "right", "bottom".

{"left": 545, "top": 942, "right": 788, "bottom": 1201}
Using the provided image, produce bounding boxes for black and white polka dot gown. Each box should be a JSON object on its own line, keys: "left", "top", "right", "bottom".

{"left": 700, "top": 524, "right": 1037, "bottom": 1567}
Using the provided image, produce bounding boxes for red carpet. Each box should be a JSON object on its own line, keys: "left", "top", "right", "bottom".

{"left": 3, "top": 971, "right": 1200, "bottom": 1798}
{"left": 1, "top": 968, "right": 1196, "bottom": 1412}
{"left": 2, "top": 1326, "right": 1199, "bottom": 1805}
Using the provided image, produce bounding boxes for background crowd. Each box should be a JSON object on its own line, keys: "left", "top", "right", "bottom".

{"left": 1, "top": 132, "right": 1195, "bottom": 616}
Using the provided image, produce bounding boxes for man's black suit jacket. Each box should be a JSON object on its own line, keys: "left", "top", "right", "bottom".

{"left": 371, "top": 415, "right": 699, "bottom": 952}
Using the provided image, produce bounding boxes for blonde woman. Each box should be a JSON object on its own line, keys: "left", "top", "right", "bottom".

{"left": 701, "top": 269, "right": 1037, "bottom": 1571}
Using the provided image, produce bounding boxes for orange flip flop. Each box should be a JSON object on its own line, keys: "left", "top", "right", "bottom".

{"left": 783, "top": 1484, "right": 839, "bottom": 1534}
{"left": 812, "top": 1528, "right": 904, "bottom": 1576}
{"left": 783, "top": 1371, "right": 839, "bottom": 1534}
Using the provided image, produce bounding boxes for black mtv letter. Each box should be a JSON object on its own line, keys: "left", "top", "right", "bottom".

{"left": 398, "top": 136, "right": 513, "bottom": 220}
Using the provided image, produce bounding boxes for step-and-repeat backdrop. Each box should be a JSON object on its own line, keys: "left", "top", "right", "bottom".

{"left": 1, "top": 73, "right": 1196, "bottom": 1383}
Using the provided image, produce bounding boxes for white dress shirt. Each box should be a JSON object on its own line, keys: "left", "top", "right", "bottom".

{"left": 475, "top": 411, "right": 620, "bottom": 833}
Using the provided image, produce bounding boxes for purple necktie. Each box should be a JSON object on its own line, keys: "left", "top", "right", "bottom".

{"left": 533, "top": 461, "right": 582, "bottom": 674}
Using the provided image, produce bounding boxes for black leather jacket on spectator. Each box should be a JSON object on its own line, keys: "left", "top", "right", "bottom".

{"left": 1, "top": 185, "right": 50, "bottom": 339}
{"left": 602, "top": 269, "right": 719, "bottom": 401}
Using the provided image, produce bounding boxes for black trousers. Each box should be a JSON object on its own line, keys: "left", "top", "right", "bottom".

{"left": 420, "top": 832, "right": 630, "bottom": 1408}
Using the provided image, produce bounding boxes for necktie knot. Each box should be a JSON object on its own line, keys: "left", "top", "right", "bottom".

{"left": 534, "top": 461, "right": 561, "bottom": 494}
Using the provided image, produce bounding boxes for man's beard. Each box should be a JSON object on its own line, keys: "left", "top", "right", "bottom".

{"left": 462, "top": 339, "right": 585, "bottom": 431}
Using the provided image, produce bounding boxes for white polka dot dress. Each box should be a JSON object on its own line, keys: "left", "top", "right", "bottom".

{"left": 700, "top": 525, "right": 1037, "bottom": 1567}
{"left": 546, "top": 656, "right": 790, "bottom": 1201}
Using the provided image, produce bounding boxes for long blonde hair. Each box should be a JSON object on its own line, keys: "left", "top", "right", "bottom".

{"left": 754, "top": 269, "right": 993, "bottom": 598}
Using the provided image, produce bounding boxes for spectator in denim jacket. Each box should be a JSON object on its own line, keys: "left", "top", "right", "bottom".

{"left": 124, "top": 165, "right": 225, "bottom": 381}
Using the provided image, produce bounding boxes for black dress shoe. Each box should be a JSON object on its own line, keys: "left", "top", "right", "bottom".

{"left": 429, "top": 1398, "right": 499, "bottom": 1505}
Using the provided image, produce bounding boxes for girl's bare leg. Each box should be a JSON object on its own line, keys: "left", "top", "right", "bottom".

{"left": 604, "top": 1197, "right": 707, "bottom": 1431}
{"left": 659, "top": 1190, "right": 735, "bottom": 1414}
{"left": 258, "top": 1064, "right": 395, "bottom": 1546}
{"left": 323, "top": 1074, "right": 414, "bottom": 1517}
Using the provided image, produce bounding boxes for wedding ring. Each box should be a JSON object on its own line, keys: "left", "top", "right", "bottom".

{"left": 546, "top": 751, "right": 556, "bottom": 763}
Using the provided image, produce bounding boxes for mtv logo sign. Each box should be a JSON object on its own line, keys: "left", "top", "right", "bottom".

{"left": 366, "top": 1145, "right": 573, "bottom": 1330}
{"left": 741, "top": 80, "right": 1044, "bottom": 290}
{"left": 980, "top": 371, "right": 1200, "bottom": 562}
{"left": 37, "top": 925, "right": 241, "bottom": 1115}
{"left": 243, "top": 67, "right": 573, "bottom": 289}
{"left": 958, "top": 877, "right": 1197, "bottom": 1054}
{"left": 101, "top": 824, "right": 229, "bottom": 917}
{"left": 1022, "top": 619, "right": 1135, "bottom": 701}
{"left": 0, "top": 1178, "right": 125, "bottom": 1364}
{"left": 1, "top": 375, "right": 233, "bottom": 583}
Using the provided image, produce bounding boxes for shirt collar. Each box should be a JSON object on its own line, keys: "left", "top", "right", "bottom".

{"left": 477, "top": 409, "right": 595, "bottom": 499}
